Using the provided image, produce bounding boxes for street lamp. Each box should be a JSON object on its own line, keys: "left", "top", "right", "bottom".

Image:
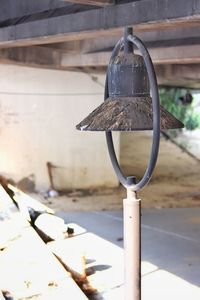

{"left": 76, "top": 27, "right": 184, "bottom": 300}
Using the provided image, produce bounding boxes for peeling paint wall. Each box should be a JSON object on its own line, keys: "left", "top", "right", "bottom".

{"left": 0, "top": 65, "right": 120, "bottom": 190}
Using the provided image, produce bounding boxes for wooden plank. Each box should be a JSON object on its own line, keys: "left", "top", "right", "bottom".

{"left": 48, "top": 26, "right": 200, "bottom": 53}
{"left": 34, "top": 213, "right": 86, "bottom": 241}
{"left": 64, "top": 0, "right": 113, "bottom": 6}
{"left": 0, "top": 0, "right": 71, "bottom": 23}
{"left": 156, "top": 64, "right": 200, "bottom": 89}
{"left": 0, "top": 46, "right": 61, "bottom": 69}
{"left": 0, "top": 0, "right": 200, "bottom": 47}
{"left": 157, "top": 64, "right": 200, "bottom": 81}
{"left": 0, "top": 227, "right": 88, "bottom": 299}
{"left": 150, "top": 45, "right": 200, "bottom": 65}
{"left": 1, "top": 37, "right": 200, "bottom": 69}
{"left": 60, "top": 44, "right": 200, "bottom": 67}
{"left": 0, "top": 185, "right": 88, "bottom": 300}
{"left": 0, "top": 185, "right": 29, "bottom": 250}
{"left": 48, "top": 230, "right": 87, "bottom": 283}
{"left": 0, "top": 184, "right": 17, "bottom": 214}
{"left": 1, "top": 44, "right": 200, "bottom": 89}
{"left": 47, "top": 232, "right": 124, "bottom": 298}
{"left": 8, "top": 184, "right": 54, "bottom": 218}
{"left": 1, "top": 44, "right": 199, "bottom": 88}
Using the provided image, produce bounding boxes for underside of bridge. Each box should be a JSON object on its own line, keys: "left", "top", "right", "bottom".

{"left": 0, "top": 0, "right": 200, "bottom": 89}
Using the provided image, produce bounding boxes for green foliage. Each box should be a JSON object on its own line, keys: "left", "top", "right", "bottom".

{"left": 159, "top": 88, "right": 200, "bottom": 131}
{"left": 184, "top": 112, "right": 200, "bottom": 130}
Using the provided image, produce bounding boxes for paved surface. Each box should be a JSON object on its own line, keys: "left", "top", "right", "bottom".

{"left": 57, "top": 208, "right": 200, "bottom": 299}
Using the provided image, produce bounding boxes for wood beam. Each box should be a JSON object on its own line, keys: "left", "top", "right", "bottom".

{"left": 1, "top": 44, "right": 200, "bottom": 70}
{"left": 1, "top": 46, "right": 200, "bottom": 88}
{"left": 64, "top": 0, "right": 112, "bottom": 6}
{"left": 0, "top": 0, "right": 200, "bottom": 48}
{"left": 60, "top": 45, "right": 200, "bottom": 67}
{"left": 155, "top": 64, "right": 200, "bottom": 89}
{"left": 47, "top": 26, "right": 200, "bottom": 54}
{"left": 0, "top": 46, "right": 62, "bottom": 69}
{"left": 0, "top": 0, "right": 70, "bottom": 23}
{"left": 151, "top": 45, "right": 200, "bottom": 65}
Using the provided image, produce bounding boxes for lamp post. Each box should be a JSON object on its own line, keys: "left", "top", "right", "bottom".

{"left": 76, "top": 27, "right": 183, "bottom": 300}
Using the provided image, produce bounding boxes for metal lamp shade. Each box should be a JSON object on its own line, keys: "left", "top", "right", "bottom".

{"left": 76, "top": 52, "right": 184, "bottom": 131}
{"left": 76, "top": 96, "right": 184, "bottom": 131}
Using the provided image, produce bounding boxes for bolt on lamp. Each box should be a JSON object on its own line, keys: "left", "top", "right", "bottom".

{"left": 76, "top": 27, "right": 184, "bottom": 300}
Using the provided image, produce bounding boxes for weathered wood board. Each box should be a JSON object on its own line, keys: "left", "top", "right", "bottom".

{"left": 0, "top": 227, "right": 88, "bottom": 299}
{"left": 0, "top": 186, "right": 88, "bottom": 300}
{"left": 48, "top": 232, "right": 124, "bottom": 299}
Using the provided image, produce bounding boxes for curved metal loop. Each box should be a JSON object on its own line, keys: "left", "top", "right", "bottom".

{"left": 104, "top": 37, "right": 128, "bottom": 187}
{"left": 105, "top": 35, "right": 160, "bottom": 191}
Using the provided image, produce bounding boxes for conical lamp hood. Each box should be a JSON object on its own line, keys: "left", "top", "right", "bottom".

{"left": 76, "top": 50, "right": 184, "bottom": 131}
{"left": 76, "top": 96, "right": 184, "bottom": 131}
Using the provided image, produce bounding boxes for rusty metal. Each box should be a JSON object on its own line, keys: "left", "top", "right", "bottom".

{"left": 46, "top": 162, "right": 55, "bottom": 190}
{"left": 76, "top": 27, "right": 184, "bottom": 192}
{"left": 76, "top": 38, "right": 183, "bottom": 132}
{"left": 124, "top": 27, "right": 133, "bottom": 54}
{"left": 76, "top": 96, "right": 184, "bottom": 131}
{"left": 108, "top": 53, "right": 150, "bottom": 98}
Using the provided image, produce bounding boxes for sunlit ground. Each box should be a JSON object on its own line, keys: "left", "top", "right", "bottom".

{"left": 57, "top": 209, "right": 200, "bottom": 299}
{"left": 1, "top": 187, "right": 200, "bottom": 299}
{"left": 142, "top": 262, "right": 200, "bottom": 300}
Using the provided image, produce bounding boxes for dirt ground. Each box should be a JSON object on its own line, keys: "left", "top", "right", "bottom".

{"left": 35, "top": 132, "right": 200, "bottom": 212}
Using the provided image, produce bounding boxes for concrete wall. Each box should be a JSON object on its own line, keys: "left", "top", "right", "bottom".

{"left": 0, "top": 65, "right": 120, "bottom": 190}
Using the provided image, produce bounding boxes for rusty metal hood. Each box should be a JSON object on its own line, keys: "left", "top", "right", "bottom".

{"left": 76, "top": 96, "right": 184, "bottom": 131}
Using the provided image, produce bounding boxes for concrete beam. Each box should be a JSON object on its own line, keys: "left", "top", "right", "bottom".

{"left": 0, "top": 0, "right": 200, "bottom": 47}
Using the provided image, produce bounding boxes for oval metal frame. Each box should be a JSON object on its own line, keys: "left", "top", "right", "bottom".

{"left": 105, "top": 35, "right": 160, "bottom": 191}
